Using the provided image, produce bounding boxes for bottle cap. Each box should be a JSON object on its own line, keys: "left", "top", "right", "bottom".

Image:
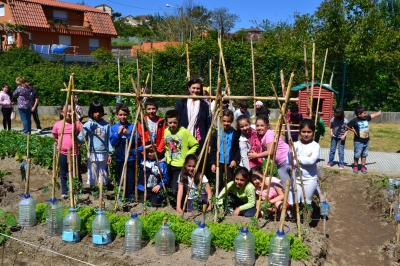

{"left": 194, "top": 220, "right": 205, "bottom": 228}
{"left": 45, "top": 198, "right": 58, "bottom": 203}
{"left": 131, "top": 213, "right": 142, "bottom": 219}
{"left": 276, "top": 229, "right": 285, "bottom": 235}
{"left": 23, "top": 193, "right": 31, "bottom": 199}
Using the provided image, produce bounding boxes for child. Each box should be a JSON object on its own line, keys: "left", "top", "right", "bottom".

{"left": 312, "top": 112, "right": 325, "bottom": 143}
{"left": 164, "top": 110, "right": 199, "bottom": 206}
{"left": 52, "top": 104, "right": 82, "bottom": 198}
{"left": 138, "top": 142, "right": 168, "bottom": 207}
{"left": 217, "top": 167, "right": 256, "bottom": 217}
{"left": 110, "top": 103, "right": 142, "bottom": 199}
{"left": 28, "top": 82, "right": 42, "bottom": 133}
{"left": 285, "top": 103, "right": 303, "bottom": 143}
{"left": 250, "top": 167, "right": 285, "bottom": 216}
{"left": 247, "top": 114, "right": 291, "bottom": 185}
{"left": 234, "top": 100, "right": 250, "bottom": 121}
{"left": 346, "top": 106, "right": 381, "bottom": 174}
{"left": 0, "top": 84, "right": 13, "bottom": 130}
{"left": 209, "top": 110, "right": 240, "bottom": 186}
{"left": 327, "top": 108, "right": 348, "bottom": 169}
{"left": 237, "top": 115, "right": 262, "bottom": 170}
{"left": 139, "top": 98, "right": 166, "bottom": 159}
{"left": 289, "top": 119, "right": 319, "bottom": 206}
{"left": 176, "top": 154, "right": 212, "bottom": 213}
{"left": 78, "top": 100, "right": 113, "bottom": 186}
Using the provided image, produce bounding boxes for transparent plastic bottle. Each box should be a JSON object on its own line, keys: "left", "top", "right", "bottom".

{"left": 395, "top": 202, "right": 400, "bottom": 221}
{"left": 62, "top": 207, "right": 81, "bottom": 243}
{"left": 19, "top": 194, "right": 36, "bottom": 227}
{"left": 191, "top": 221, "right": 211, "bottom": 262}
{"left": 92, "top": 210, "right": 111, "bottom": 245}
{"left": 234, "top": 226, "right": 255, "bottom": 266}
{"left": 124, "top": 213, "right": 142, "bottom": 252}
{"left": 155, "top": 217, "right": 175, "bottom": 256}
{"left": 268, "top": 229, "right": 290, "bottom": 266}
{"left": 387, "top": 180, "right": 396, "bottom": 202}
{"left": 320, "top": 201, "right": 330, "bottom": 217}
{"left": 45, "top": 198, "right": 63, "bottom": 236}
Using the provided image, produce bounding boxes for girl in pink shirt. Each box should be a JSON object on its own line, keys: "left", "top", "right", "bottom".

{"left": 52, "top": 104, "right": 81, "bottom": 198}
{"left": 237, "top": 115, "right": 262, "bottom": 169}
{"left": 248, "top": 114, "right": 291, "bottom": 185}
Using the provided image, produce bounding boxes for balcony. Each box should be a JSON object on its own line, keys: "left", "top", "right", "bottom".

{"left": 46, "top": 16, "right": 92, "bottom": 31}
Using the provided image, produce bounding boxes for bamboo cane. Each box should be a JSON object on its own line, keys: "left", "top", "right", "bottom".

{"left": 118, "top": 57, "right": 121, "bottom": 95}
{"left": 214, "top": 115, "right": 221, "bottom": 221}
{"left": 26, "top": 133, "right": 30, "bottom": 159}
{"left": 397, "top": 194, "right": 400, "bottom": 244}
{"left": 310, "top": 42, "right": 316, "bottom": 118}
{"left": 99, "top": 172, "right": 104, "bottom": 210}
{"left": 51, "top": 143, "right": 57, "bottom": 199}
{"left": 323, "top": 192, "right": 326, "bottom": 237}
{"left": 256, "top": 73, "right": 294, "bottom": 219}
{"left": 181, "top": 103, "right": 220, "bottom": 217}
{"left": 314, "top": 48, "right": 328, "bottom": 131}
{"left": 186, "top": 43, "right": 190, "bottom": 81}
{"left": 279, "top": 180, "right": 290, "bottom": 231}
{"left": 208, "top": 58, "right": 212, "bottom": 115}
{"left": 123, "top": 140, "right": 128, "bottom": 195}
{"left": 139, "top": 108, "right": 148, "bottom": 203}
{"left": 280, "top": 71, "right": 286, "bottom": 98}
{"left": 303, "top": 45, "right": 311, "bottom": 115}
{"left": 24, "top": 158, "right": 31, "bottom": 195}
{"left": 250, "top": 36, "right": 256, "bottom": 121}
{"left": 70, "top": 93, "right": 76, "bottom": 180}
{"left": 151, "top": 55, "right": 154, "bottom": 94}
{"left": 136, "top": 58, "right": 140, "bottom": 91}
{"left": 135, "top": 119, "right": 139, "bottom": 203}
{"left": 59, "top": 89, "right": 299, "bottom": 102}
{"left": 67, "top": 149, "right": 75, "bottom": 208}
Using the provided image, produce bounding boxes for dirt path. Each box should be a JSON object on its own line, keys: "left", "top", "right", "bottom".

{"left": 322, "top": 173, "right": 393, "bottom": 266}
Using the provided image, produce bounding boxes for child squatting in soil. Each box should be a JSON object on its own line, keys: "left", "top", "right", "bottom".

{"left": 217, "top": 166, "right": 257, "bottom": 217}
{"left": 176, "top": 154, "right": 212, "bottom": 213}
{"left": 78, "top": 100, "right": 113, "bottom": 186}
{"left": 52, "top": 104, "right": 82, "bottom": 198}
{"left": 110, "top": 103, "right": 142, "bottom": 200}
{"left": 346, "top": 106, "right": 381, "bottom": 174}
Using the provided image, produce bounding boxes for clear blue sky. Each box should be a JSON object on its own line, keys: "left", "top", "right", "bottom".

{"left": 79, "top": 0, "right": 322, "bottom": 31}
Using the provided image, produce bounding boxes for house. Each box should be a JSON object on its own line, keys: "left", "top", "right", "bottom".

{"left": 130, "top": 41, "right": 179, "bottom": 56}
{"left": 0, "top": 0, "right": 117, "bottom": 55}
{"left": 95, "top": 4, "right": 112, "bottom": 16}
{"left": 290, "top": 82, "right": 339, "bottom": 126}
{"left": 236, "top": 27, "right": 263, "bottom": 41}
{"left": 120, "top": 15, "right": 150, "bottom": 27}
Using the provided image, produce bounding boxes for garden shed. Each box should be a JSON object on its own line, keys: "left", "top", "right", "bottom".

{"left": 290, "top": 82, "right": 338, "bottom": 126}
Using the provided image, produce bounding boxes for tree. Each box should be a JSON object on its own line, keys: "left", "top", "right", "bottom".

{"left": 210, "top": 7, "right": 240, "bottom": 36}
{"left": 186, "top": 5, "right": 212, "bottom": 35}
{"left": 111, "top": 12, "right": 122, "bottom": 22}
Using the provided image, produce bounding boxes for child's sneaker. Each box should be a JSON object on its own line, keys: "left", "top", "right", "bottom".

{"left": 361, "top": 167, "right": 368, "bottom": 174}
{"left": 326, "top": 163, "right": 333, "bottom": 168}
{"left": 339, "top": 165, "right": 344, "bottom": 170}
{"left": 353, "top": 166, "right": 359, "bottom": 174}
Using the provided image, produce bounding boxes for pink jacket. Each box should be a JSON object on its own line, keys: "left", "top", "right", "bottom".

{"left": 0, "top": 91, "right": 12, "bottom": 108}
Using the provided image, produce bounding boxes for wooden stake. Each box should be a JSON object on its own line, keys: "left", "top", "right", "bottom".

{"left": 123, "top": 140, "right": 128, "bottom": 195}
{"left": 250, "top": 36, "right": 256, "bottom": 121}
{"left": 70, "top": 93, "right": 76, "bottom": 180}
{"left": 24, "top": 159, "right": 31, "bottom": 195}
{"left": 67, "top": 149, "right": 75, "bottom": 208}
{"left": 314, "top": 48, "right": 328, "bottom": 131}
{"left": 303, "top": 45, "right": 311, "bottom": 116}
{"left": 186, "top": 43, "right": 190, "bottom": 81}
{"left": 279, "top": 180, "right": 291, "bottom": 231}
{"left": 99, "top": 172, "right": 104, "bottom": 210}
{"left": 208, "top": 58, "right": 212, "bottom": 115}
{"left": 397, "top": 195, "right": 400, "bottom": 244}
{"left": 135, "top": 119, "right": 139, "bottom": 203}
{"left": 118, "top": 57, "right": 121, "bottom": 97}
{"left": 51, "top": 143, "right": 57, "bottom": 199}
{"left": 26, "top": 133, "right": 30, "bottom": 159}
{"left": 310, "top": 42, "right": 316, "bottom": 118}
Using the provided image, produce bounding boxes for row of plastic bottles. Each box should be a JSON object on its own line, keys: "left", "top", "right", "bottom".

{"left": 19, "top": 195, "right": 291, "bottom": 265}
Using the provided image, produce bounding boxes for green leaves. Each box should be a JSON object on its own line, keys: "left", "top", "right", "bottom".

{"left": 0, "top": 208, "right": 17, "bottom": 245}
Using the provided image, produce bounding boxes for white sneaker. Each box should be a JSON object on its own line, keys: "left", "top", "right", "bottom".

{"left": 37, "top": 129, "right": 42, "bottom": 133}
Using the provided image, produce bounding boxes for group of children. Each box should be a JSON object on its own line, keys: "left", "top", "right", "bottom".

{"left": 51, "top": 89, "right": 381, "bottom": 219}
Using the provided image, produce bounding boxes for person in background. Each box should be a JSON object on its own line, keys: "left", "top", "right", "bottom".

{"left": 327, "top": 107, "right": 348, "bottom": 169}
{"left": 13, "top": 77, "right": 31, "bottom": 134}
{"left": 285, "top": 103, "right": 303, "bottom": 143}
{"left": 234, "top": 100, "right": 250, "bottom": 122}
{"left": 254, "top": 101, "right": 270, "bottom": 119}
{"left": 312, "top": 111, "right": 325, "bottom": 143}
{"left": 74, "top": 95, "right": 83, "bottom": 122}
{"left": 28, "top": 82, "right": 42, "bottom": 133}
{"left": 0, "top": 84, "right": 13, "bottom": 130}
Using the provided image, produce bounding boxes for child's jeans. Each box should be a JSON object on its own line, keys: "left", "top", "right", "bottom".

{"left": 116, "top": 161, "right": 135, "bottom": 200}
{"left": 328, "top": 137, "right": 346, "bottom": 166}
{"left": 228, "top": 193, "right": 256, "bottom": 217}
{"left": 59, "top": 153, "right": 82, "bottom": 195}
{"left": 354, "top": 141, "right": 369, "bottom": 159}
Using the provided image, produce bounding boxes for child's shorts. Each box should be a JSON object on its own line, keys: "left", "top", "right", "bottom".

{"left": 354, "top": 141, "right": 369, "bottom": 158}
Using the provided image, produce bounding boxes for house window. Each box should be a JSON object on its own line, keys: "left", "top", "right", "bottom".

{"left": 53, "top": 10, "right": 68, "bottom": 24}
{"left": 89, "top": 39, "right": 99, "bottom": 51}
{"left": 0, "top": 5, "right": 5, "bottom": 17}
{"left": 7, "top": 33, "right": 14, "bottom": 45}
{"left": 59, "top": 35, "right": 71, "bottom": 45}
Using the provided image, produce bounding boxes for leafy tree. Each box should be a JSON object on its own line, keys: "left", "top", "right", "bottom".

{"left": 210, "top": 7, "right": 240, "bottom": 36}
{"left": 111, "top": 12, "right": 122, "bottom": 21}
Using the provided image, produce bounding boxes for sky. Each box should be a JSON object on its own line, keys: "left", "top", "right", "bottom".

{"left": 79, "top": 0, "right": 323, "bottom": 31}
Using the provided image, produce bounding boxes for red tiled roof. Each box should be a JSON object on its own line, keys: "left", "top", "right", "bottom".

{"left": 9, "top": 0, "right": 117, "bottom": 36}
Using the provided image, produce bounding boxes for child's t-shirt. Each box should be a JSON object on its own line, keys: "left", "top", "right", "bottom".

{"left": 294, "top": 140, "right": 320, "bottom": 180}
{"left": 261, "top": 130, "right": 289, "bottom": 166}
{"left": 52, "top": 120, "right": 81, "bottom": 156}
{"left": 164, "top": 126, "right": 199, "bottom": 167}
{"left": 234, "top": 109, "right": 251, "bottom": 121}
{"left": 346, "top": 115, "right": 371, "bottom": 143}
{"left": 255, "top": 176, "right": 281, "bottom": 201}
{"left": 330, "top": 117, "right": 349, "bottom": 138}
{"left": 177, "top": 175, "right": 208, "bottom": 199}
{"left": 217, "top": 181, "right": 256, "bottom": 211}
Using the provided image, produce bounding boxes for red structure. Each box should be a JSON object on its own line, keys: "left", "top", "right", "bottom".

{"left": 290, "top": 82, "right": 338, "bottom": 126}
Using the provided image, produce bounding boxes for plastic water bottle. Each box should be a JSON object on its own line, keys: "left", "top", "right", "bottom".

{"left": 124, "top": 213, "right": 142, "bottom": 252}
{"left": 234, "top": 226, "right": 255, "bottom": 266}
{"left": 320, "top": 201, "right": 330, "bottom": 217}
{"left": 19, "top": 194, "right": 36, "bottom": 227}
{"left": 395, "top": 202, "right": 400, "bottom": 221}
{"left": 92, "top": 210, "right": 111, "bottom": 245}
{"left": 191, "top": 221, "right": 211, "bottom": 262}
{"left": 155, "top": 217, "right": 175, "bottom": 256}
{"left": 62, "top": 207, "right": 81, "bottom": 243}
{"left": 387, "top": 180, "right": 396, "bottom": 202}
{"left": 45, "top": 198, "right": 63, "bottom": 236}
{"left": 268, "top": 229, "right": 290, "bottom": 266}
